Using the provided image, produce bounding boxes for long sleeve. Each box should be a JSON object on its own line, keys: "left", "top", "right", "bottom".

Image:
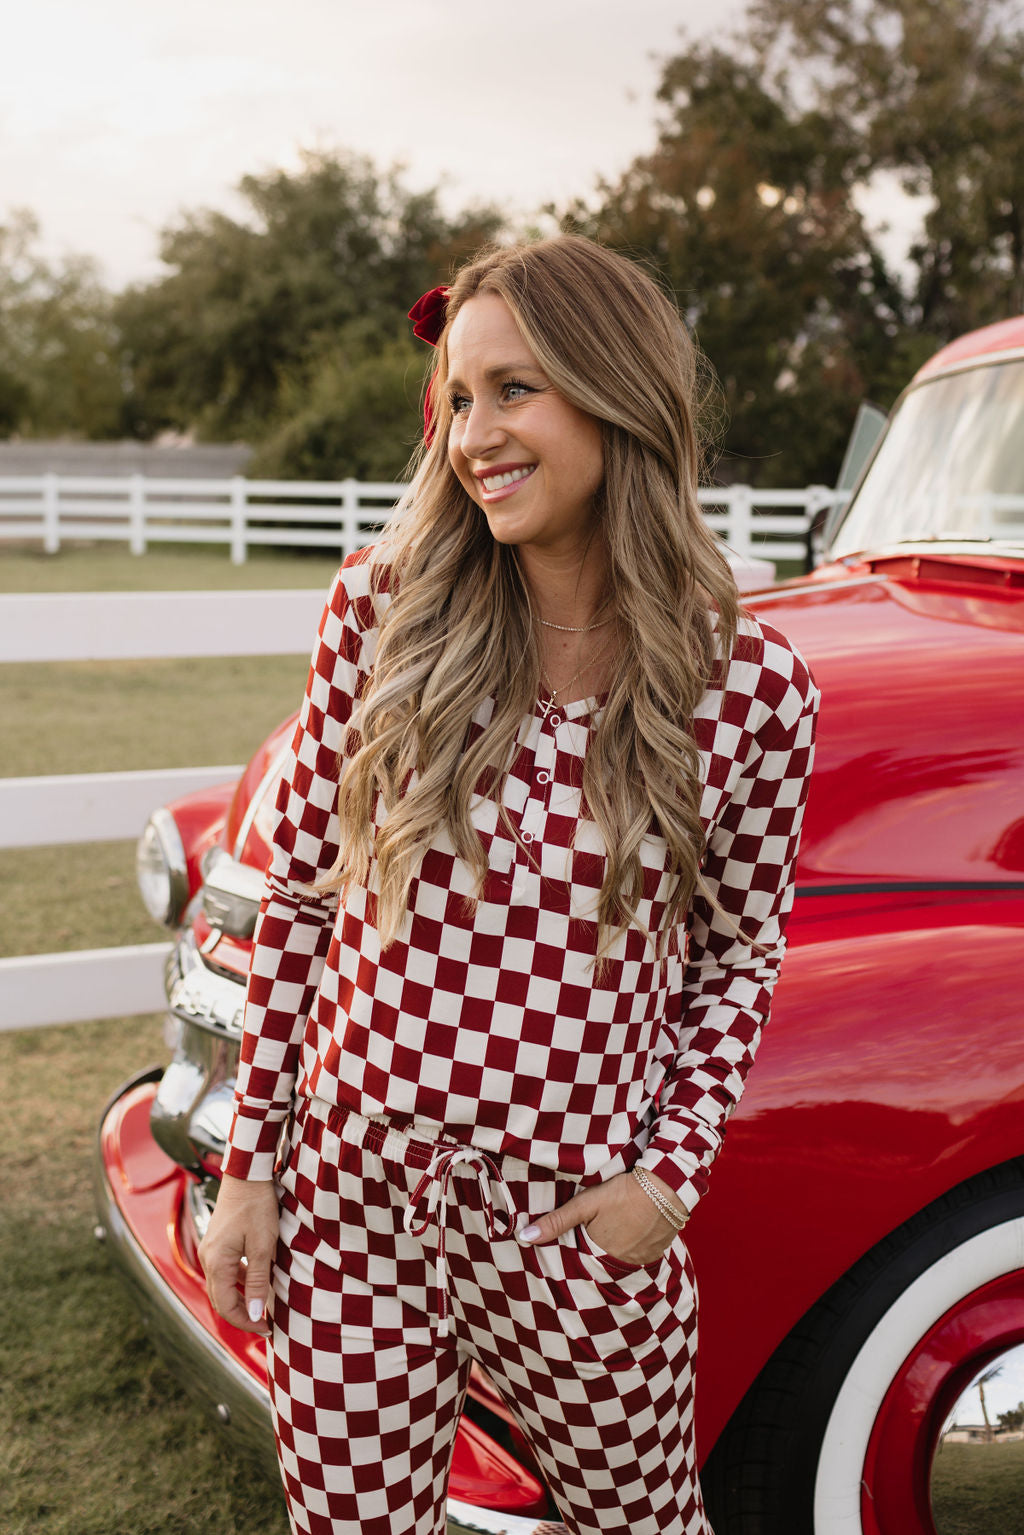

{"left": 222, "top": 556, "right": 378, "bottom": 1180}
{"left": 638, "top": 635, "right": 819, "bottom": 1213}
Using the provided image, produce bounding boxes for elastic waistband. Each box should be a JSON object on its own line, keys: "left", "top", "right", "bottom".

{"left": 298, "top": 1097, "right": 477, "bottom": 1166}
{"left": 292, "top": 1096, "right": 518, "bottom": 1339}
{"left": 295, "top": 1095, "right": 541, "bottom": 1179}
{"left": 292, "top": 1094, "right": 643, "bottom": 1189}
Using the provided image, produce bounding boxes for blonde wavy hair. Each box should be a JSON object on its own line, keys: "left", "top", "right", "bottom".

{"left": 320, "top": 234, "right": 741, "bottom": 950}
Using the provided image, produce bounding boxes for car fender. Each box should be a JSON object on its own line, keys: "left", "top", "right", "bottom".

{"left": 688, "top": 887, "right": 1024, "bottom": 1455}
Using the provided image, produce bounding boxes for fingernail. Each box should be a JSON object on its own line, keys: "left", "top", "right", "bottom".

{"left": 519, "top": 1223, "right": 541, "bottom": 1244}
{"left": 248, "top": 1299, "right": 263, "bottom": 1323}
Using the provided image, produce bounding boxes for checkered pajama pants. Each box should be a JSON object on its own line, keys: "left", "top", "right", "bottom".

{"left": 268, "top": 1097, "right": 711, "bottom": 1535}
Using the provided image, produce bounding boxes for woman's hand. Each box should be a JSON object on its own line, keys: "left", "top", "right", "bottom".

{"left": 197, "top": 1173, "right": 279, "bottom": 1336}
{"left": 518, "top": 1169, "right": 688, "bottom": 1267}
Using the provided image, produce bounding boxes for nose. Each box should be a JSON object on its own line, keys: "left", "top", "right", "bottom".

{"left": 456, "top": 396, "right": 506, "bottom": 461}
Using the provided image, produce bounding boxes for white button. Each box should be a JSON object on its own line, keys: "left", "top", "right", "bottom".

{"left": 521, "top": 831, "right": 534, "bottom": 844}
{"left": 536, "top": 770, "right": 550, "bottom": 785}
{"left": 548, "top": 714, "right": 561, "bottom": 728}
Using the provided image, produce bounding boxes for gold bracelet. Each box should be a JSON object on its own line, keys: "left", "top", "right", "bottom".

{"left": 632, "top": 1166, "right": 689, "bottom": 1230}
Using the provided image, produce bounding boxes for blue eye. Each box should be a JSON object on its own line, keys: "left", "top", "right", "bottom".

{"left": 447, "top": 378, "right": 534, "bottom": 416}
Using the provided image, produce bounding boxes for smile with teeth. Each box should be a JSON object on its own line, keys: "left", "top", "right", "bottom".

{"left": 480, "top": 465, "right": 536, "bottom": 495}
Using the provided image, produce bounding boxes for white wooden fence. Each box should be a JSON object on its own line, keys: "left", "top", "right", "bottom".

{"left": 1, "top": 481, "right": 842, "bottom": 1032}
{"left": 0, "top": 474, "right": 399, "bottom": 563}
{"left": 0, "top": 590, "right": 328, "bottom": 1031}
{"left": 0, "top": 473, "right": 839, "bottom": 564}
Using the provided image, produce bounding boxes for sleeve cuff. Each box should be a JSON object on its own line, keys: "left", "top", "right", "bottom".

{"left": 636, "top": 1148, "right": 705, "bottom": 1217}
{"left": 222, "top": 1105, "right": 287, "bottom": 1182}
{"left": 221, "top": 1145, "right": 280, "bottom": 1182}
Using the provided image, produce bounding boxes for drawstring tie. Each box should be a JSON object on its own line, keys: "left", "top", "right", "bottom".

{"left": 403, "top": 1144, "right": 517, "bottom": 1337}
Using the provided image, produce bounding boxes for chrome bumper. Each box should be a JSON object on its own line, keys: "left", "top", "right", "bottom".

{"left": 93, "top": 1070, "right": 558, "bottom": 1535}
{"left": 92, "top": 1066, "right": 279, "bottom": 1478}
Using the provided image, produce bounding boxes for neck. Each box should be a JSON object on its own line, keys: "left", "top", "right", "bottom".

{"left": 517, "top": 537, "right": 611, "bottom": 627}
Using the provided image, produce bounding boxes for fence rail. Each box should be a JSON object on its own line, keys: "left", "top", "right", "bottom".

{"left": 0, "top": 473, "right": 840, "bottom": 564}
{"left": 0, "top": 944, "right": 173, "bottom": 1031}
{"left": 0, "top": 587, "right": 327, "bottom": 663}
{"left": 0, "top": 767, "right": 243, "bottom": 848}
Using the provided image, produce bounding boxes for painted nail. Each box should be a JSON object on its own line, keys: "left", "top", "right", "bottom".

{"left": 519, "top": 1223, "right": 541, "bottom": 1243}
{"left": 248, "top": 1299, "right": 263, "bottom": 1323}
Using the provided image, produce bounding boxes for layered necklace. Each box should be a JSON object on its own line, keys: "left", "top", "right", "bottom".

{"left": 536, "top": 605, "right": 616, "bottom": 716}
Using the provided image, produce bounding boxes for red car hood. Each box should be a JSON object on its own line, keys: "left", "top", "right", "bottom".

{"left": 747, "top": 557, "right": 1024, "bottom": 887}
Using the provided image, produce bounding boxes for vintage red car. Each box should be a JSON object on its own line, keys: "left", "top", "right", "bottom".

{"left": 96, "top": 314, "right": 1024, "bottom": 1535}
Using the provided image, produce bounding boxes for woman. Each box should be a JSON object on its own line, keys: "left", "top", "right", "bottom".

{"left": 200, "top": 234, "right": 819, "bottom": 1535}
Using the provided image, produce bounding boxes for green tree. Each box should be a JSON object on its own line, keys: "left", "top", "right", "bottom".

{"left": 565, "top": 45, "right": 901, "bottom": 485}
{"left": 116, "top": 149, "right": 501, "bottom": 450}
{"left": 563, "top": 0, "right": 1023, "bottom": 485}
{"left": 749, "top": 0, "right": 1024, "bottom": 332}
{"left": 248, "top": 327, "right": 426, "bottom": 483}
{"left": 0, "top": 209, "right": 125, "bottom": 439}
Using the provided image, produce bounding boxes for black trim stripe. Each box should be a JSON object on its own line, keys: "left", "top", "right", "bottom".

{"left": 796, "top": 880, "right": 1024, "bottom": 896}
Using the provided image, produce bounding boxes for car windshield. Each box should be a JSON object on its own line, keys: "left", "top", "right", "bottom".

{"left": 830, "top": 357, "right": 1024, "bottom": 559}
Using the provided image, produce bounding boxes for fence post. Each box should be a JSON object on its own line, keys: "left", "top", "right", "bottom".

{"left": 340, "top": 479, "right": 359, "bottom": 556}
{"left": 805, "top": 485, "right": 838, "bottom": 521}
{"left": 129, "top": 474, "right": 146, "bottom": 555}
{"left": 43, "top": 473, "right": 59, "bottom": 554}
{"left": 230, "top": 477, "right": 247, "bottom": 564}
{"left": 726, "top": 485, "right": 753, "bottom": 557}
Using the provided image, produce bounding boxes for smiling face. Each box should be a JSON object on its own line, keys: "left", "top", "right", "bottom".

{"left": 445, "top": 293, "right": 605, "bottom": 563}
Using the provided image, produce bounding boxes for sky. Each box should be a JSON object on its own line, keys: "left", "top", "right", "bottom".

{"left": 2, "top": 0, "right": 922, "bottom": 291}
{"left": 950, "top": 1345, "right": 1024, "bottom": 1427}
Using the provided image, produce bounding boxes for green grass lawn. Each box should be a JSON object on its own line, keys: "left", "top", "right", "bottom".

{"left": 0, "top": 1017, "right": 288, "bottom": 1535}
{"left": 931, "top": 1438, "right": 1024, "bottom": 1533}
{"left": 0, "top": 540, "right": 343, "bottom": 592}
{"left": 0, "top": 841, "right": 156, "bottom": 959}
{"left": 3, "top": 654, "right": 309, "bottom": 778}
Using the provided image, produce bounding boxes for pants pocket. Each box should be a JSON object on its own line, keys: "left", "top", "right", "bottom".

{"left": 575, "top": 1218, "right": 668, "bottom": 1282}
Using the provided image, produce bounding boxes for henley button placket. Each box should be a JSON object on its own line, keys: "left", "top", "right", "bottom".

{"left": 510, "top": 707, "right": 558, "bottom": 899}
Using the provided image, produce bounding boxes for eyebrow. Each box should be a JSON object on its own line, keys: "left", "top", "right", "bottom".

{"left": 444, "top": 361, "right": 544, "bottom": 390}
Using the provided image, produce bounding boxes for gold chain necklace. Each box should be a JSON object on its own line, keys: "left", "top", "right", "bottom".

{"left": 539, "top": 635, "right": 615, "bottom": 715}
{"left": 537, "top": 614, "right": 614, "bottom": 634}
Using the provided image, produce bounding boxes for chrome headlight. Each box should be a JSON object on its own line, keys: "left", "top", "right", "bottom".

{"left": 136, "top": 808, "right": 190, "bottom": 927}
{"left": 201, "top": 850, "right": 265, "bottom": 939}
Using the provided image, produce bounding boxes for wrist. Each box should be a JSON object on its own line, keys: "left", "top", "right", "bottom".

{"left": 216, "top": 1173, "right": 276, "bottom": 1201}
{"left": 631, "top": 1166, "right": 689, "bottom": 1230}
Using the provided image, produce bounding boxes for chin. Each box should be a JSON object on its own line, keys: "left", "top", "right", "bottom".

{"left": 481, "top": 512, "right": 531, "bottom": 546}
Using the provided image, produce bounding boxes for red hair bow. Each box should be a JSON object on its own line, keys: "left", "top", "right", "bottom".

{"left": 408, "top": 286, "right": 449, "bottom": 346}
{"left": 408, "top": 286, "right": 449, "bottom": 442}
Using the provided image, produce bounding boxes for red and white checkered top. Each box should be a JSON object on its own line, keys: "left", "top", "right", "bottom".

{"left": 224, "top": 550, "right": 819, "bottom": 1212}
